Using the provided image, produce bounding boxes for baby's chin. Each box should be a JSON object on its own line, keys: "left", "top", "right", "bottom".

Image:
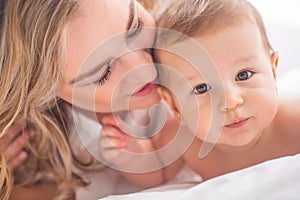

{"left": 213, "top": 134, "right": 262, "bottom": 150}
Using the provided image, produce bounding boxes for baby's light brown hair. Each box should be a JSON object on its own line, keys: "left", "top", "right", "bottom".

{"left": 157, "top": 0, "right": 273, "bottom": 54}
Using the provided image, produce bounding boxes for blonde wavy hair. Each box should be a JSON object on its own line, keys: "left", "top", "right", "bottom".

{"left": 0, "top": 154, "right": 11, "bottom": 200}
{"left": 0, "top": 0, "right": 87, "bottom": 199}
{"left": 137, "top": 0, "right": 158, "bottom": 11}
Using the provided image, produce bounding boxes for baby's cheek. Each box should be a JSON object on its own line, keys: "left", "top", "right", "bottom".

{"left": 196, "top": 111, "right": 213, "bottom": 140}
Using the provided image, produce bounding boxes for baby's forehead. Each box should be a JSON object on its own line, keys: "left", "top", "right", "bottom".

{"left": 155, "top": 49, "right": 211, "bottom": 83}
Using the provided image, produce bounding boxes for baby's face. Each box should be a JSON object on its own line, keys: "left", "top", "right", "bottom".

{"left": 157, "top": 20, "right": 279, "bottom": 147}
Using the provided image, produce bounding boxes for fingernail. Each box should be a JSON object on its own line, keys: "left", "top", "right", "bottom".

{"left": 101, "top": 116, "right": 109, "bottom": 125}
{"left": 18, "top": 151, "right": 28, "bottom": 161}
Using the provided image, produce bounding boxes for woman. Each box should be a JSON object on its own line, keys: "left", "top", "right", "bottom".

{"left": 0, "top": 0, "right": 162, "bottom": 199}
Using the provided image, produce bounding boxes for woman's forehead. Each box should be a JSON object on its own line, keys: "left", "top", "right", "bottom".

{"left": 64, "top": 0, "right": 132, "bottom": 78}
{"left": 71, "top": 0, "right": 130, "bottom": 34}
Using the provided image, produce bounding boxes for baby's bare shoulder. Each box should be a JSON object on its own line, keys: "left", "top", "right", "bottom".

{"left": 274, "top": 97, "right": 300, "bottom": 140}
{"left": 276, "top": 98, "right": 300, "bottom": 122}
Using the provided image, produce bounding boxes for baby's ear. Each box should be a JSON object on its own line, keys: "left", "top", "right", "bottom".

{"left": 157, "top": 87, "right": 181, "bottom": 120}
{"left": 271, "top": 51, "right": 279, "bottom": 80}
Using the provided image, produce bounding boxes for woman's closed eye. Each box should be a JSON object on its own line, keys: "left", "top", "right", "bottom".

{"left": 128, "top": 17, "right": 144, "bottom": 39}
{"left": 97, "top": 65, "right": 112, "bottom": 86}
{"left": 193, "top": 83, "right": 211, "bottom": 95}
{"left": 235, "top": 70, "right": 254, "bottom": 81}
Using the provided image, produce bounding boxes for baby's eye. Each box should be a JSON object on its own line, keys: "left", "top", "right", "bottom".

{"left": 235, "top": 70, "right": 253, "bottom": 81}
{"left": 193, "top": 84, "right": 211, "bottom": 95}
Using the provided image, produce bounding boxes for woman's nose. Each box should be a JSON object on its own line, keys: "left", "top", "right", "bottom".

{"left": 121, "top": 49, "right": 157, "bottom": 82}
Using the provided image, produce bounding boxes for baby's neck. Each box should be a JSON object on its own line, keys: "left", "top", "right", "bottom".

{"left": 213, "top": 127, "right": 273, "bottom": 156}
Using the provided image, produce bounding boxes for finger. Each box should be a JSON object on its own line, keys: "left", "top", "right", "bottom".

{"left": 99, "top": 114, "right": 118, "bottom": 126}
{"left": 100, "top": 126, "right": 126, "bottom": 148}
{"left": 98, "top": 114, "right": 135, "bottom": 138}
{"left": 101, "top": 126, "right": 125, "bottom": 139}
{"left": 99, "top": 135, "right": 125, "bottom": 162}
{"left": 0, "top": 123, "right": 25, "bottom": 148}
{"left": 5, "top": 132, "right": 30, "bottom": 162}
{"left": 102, "top": 114, "right": 144, "bottom": 137}
{"left": 100, "top": 148, "right": 122, "bottom": 162}
{"left": 7, "top": 151, "right": 28, "bottom": 170}
{"left": 100, "top": 136, "right": 126, "bottom": 149}
{"left": 114, "top": 115, "right": 135, "bottom": 136}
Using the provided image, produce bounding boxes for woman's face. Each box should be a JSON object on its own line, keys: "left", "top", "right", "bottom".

{"left": 59, "top": 0, "right": 160, "bottom": 113}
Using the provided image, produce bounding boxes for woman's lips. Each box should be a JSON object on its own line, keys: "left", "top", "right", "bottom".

{"left": 132, "top": 83, "right": 157, "bottom": 97}
{"left": 225, "top": 118, "right": 249, "bottom": 128}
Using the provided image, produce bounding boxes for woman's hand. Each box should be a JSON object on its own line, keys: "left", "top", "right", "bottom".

{"left": 98, "top": 113, "right": 173, "bottom": 188}
{"left": 98, "top": 114, "right": 155, "bottom": 167}
{"left": 0, "top": 123, "right": 31, "bottom": 170}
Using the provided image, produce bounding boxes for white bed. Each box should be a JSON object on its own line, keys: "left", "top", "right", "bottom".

{"left": 101, "top": 154, "right": 300, "bottom": 200}
{"left": 75, "top": 1, "right": 300, "bottom": 199}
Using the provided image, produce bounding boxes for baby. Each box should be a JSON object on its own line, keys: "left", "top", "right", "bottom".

{"left": 99, "top": 0, "right": 300, "bottom": 188}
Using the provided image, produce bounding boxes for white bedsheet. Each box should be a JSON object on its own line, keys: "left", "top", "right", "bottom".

{"left": 101, "top": 154, "right": 300, "bottom": 200}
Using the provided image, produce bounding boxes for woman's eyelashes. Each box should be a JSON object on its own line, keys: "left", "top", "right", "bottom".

{"left": 128, "top": 18, "right": 144, "bottom": 39}
{"left": 235, "top": 70, "right": 254, "bottom": 81}
{"left": 97, "top": 65, "right": 112, "bottom": 86}
{"left": 193, "top": 83, "right": 211, "bottom": 95}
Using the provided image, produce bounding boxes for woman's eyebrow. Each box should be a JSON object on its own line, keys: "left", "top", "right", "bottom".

{"left": 126, "top": 0, "right": 135, "bottom": 31}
